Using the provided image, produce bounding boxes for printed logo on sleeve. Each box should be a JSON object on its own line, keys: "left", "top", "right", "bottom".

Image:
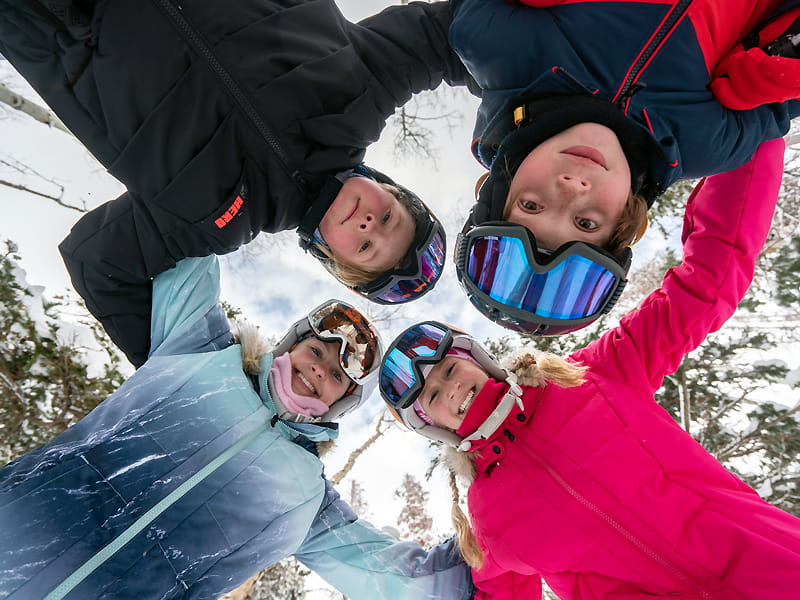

{"left": 214, "top": 185, "right": 246, "bottom": 229}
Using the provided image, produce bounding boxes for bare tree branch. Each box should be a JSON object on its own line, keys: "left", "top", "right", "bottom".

{"left": 0, "top": 82, "right": 73, "bottom": 136}
{"left": 0, "top": 157, "right": 87, "bottom": 212}
{"left": 330, "top": 412, "right": 392, "bottom": 485}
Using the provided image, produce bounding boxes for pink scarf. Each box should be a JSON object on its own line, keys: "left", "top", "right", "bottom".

{"left": 269, "top": 353, "right": 329, "bottom": 417}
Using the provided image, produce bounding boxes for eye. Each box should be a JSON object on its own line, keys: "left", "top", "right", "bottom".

{"left": 359, "top": 241, "right": 371, "bottom": 253}
{"left": 519, "top": 199, "right": 542, "bottom": 212}
{"left": 575, "top": 217, "right": 599, "bottom": 231}
{"left": 311, "top": 346, "right": 322, "bottom": 357}
{"left": 332, "top": 370, "right": 343, "bottom": 382}
{"left": 382, "top": 211, "right": 391, "bottom": 224}
{"left": 446, "top": 363, "right": 455, "bottom": 377}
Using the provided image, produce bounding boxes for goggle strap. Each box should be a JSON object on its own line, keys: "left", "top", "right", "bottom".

{"left": 457, "top": 375, "right": 524, "bottom": 452}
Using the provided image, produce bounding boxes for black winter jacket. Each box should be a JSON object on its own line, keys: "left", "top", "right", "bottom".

{"left": 0, "top": 0, "right": 475, "bottom": 366}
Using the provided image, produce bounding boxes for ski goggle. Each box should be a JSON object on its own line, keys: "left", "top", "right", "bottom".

{"left": 455, "top": 223, "right": 628, "bottom": 336}
{"left": 379, "top": 321, "right": 454, "bottom": 409}
{"left": 361, "top": 224, "right": 446, "bottom": 304}
{"left": 308, "top": 300, "right": 381, "bottom": 384}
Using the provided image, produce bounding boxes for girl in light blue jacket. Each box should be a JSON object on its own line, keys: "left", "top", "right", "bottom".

{"left": 0, "top": 255, "right": 472, "bottom": 600}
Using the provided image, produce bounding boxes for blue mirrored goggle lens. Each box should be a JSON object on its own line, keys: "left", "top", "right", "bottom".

{"left": 379, "top": 322, "right": 449, "bottom": 406}
{"left": 467, "top": 236, "right": 617, "bottom": 320}
{"left": 375, "top": 230, "right": 445, "bottom": 303}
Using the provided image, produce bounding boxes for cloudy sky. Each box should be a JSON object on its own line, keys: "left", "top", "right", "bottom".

{"left": 2, "top": 1, "right": 798, "bottom": 597}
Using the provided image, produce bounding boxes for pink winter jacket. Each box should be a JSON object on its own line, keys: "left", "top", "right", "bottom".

{"left": 466, "top": 138, "right": 800, "bottom": 599}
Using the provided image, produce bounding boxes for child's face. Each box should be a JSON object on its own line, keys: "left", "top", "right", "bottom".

{"left": 417, "top": 357, "right": 490, "bottom": 431}
{"left": 505, "top": 123, "right": 631, "bottom": 251}
{"left": 319, "top": 177, "right": 416, "bottom": 272}
{"left": 288, "top": 337, "right": 351, "bottom": 406}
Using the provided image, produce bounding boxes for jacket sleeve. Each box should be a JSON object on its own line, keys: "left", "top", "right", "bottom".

{"left": 293, "top": 478, "right": 475, "bottom": 600}
{"left": 148, "top": 254, "right": 233, "bottom": 360}
{"left": 59, "top": 191, "right": 176, "bottom": 368}
{"left": 351, "top": 1, "right": 481, "bottom": 100}
{"left": 573, "top": 137, "right": 784, "bottom": 391}
{"left": 660, "top": 96, "right": 797, "bottom": 182}
{"left": 710, "top": 5, "right": 800, "bottom": 110}
{"left": 470, "top": 550, "right": 543, "bottom": 600}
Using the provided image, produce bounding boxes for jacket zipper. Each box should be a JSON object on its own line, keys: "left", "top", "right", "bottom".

{"left": 154, "top": 0, "right": 309, "bottom": 191}
{"left": 525, "top": 449, "right": 711, "bottom": 599}
{"left": 612, "top": 0, "right": 693, "bottom": 109}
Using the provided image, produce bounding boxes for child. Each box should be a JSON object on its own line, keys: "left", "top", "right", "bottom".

{"left": 0, "top": 0, "right": 476, "bottom": 366}
{"left": 0, "top": 257, "right": 473, "bottom": 600}
{"left": 380, "top": 138, "right": 800, "bottom": 598}
{"left": 449, "top": 0, "right": 800, "bottom": 335}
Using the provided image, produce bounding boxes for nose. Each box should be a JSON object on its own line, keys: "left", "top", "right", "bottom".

{"left": 310, "top": 362, "right": 326, "bottom": 380}
{"left": 557, "top": 173, "right": 591, "bottom": 195}
{"left": 444, "top": 378, "right": 460, "bottom": 400}
{"left": 358, "top": 213, "right": 375, "bottom": 231}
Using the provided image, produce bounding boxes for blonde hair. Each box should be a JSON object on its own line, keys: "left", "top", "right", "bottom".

{"left": 316, "top": 243, "right": 384, "bottom": 287}
{"left": 503, "top": 187, "right": 649, "bottom": 256}
{"left": 320, "top": 183, "right": 418, "bottom": 286}
{"left": 448, "top": 350, "right": 587, "bottom": 568}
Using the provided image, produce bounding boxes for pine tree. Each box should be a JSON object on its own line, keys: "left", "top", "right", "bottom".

{"left": 657, "top": 325, "right": 800, "bottom": 516}
{"left": 244, "top": 558, "right": 309, "bottom": 600}
{"left": 0, "top": 241, "right": 126, "bottom": 464}
{"left": 394, "top": 472, "right": 435, "bottom": 548}
{"left": 347, "top": 479, "right": 369, "bottom": 517}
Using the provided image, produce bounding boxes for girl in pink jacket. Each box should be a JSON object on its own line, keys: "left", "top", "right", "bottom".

{"left": 379, "top": 138, "right": 800, "bottom": 599}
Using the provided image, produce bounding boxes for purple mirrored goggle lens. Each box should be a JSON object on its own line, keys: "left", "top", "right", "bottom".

{"left": 373, "top": 230, "right": 445, "bottom": 304}
{"left": 467, "top": 236, "right": 617, "bottom": 320}
{"left": 379, "top": 322, "right": 450, "bottom": 408}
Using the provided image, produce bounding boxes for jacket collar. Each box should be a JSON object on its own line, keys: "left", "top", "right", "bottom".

{"left": 469, "top": 382, "right": 544, "bottom": 475}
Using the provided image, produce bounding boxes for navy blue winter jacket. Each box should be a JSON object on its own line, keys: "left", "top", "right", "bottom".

{"left": 450, "top": 0, "right": 800, "bottom": 217}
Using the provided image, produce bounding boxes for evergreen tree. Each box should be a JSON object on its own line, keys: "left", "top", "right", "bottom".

{"left": 657, "top": 326, "right": 800, "bottom": 516}
{"left": 0, "top": 241, "right": 126, "bottom": 464}
{"left": 395, "top": 473, "right": 435, "bottom": 548}
{"left": 347, "top": 479, "right": 369, "bottom": 517}
{"left": 244, "top": 558, "right": 309, "bottom": 600}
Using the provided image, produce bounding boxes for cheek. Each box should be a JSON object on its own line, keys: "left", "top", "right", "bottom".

{"left": 506, "top": 206, "right": 539, "bottom": 232}
{"left": 318, "top": 221, "right": 354, "bottom": 258}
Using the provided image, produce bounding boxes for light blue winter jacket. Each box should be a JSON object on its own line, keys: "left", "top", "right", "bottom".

{"left": 0, "top": 256, "right": 472, "bottom": 600}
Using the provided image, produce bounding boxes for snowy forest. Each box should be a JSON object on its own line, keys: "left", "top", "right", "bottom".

{"left": 2, "top": 0, "right": 800, "bottom": 598}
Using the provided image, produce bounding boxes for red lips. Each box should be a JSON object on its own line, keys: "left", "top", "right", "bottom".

{"left": 562, "top": 145, "right": 607, "bottom": 169}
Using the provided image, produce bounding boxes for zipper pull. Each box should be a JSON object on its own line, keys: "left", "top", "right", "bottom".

{"left": 616, "top": 81, "right": 647, "bottom": 111}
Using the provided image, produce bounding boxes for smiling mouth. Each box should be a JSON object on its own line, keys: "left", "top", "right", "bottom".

{"left": 296, "top": 371, "right": 317, "bottom": 396}
{"left": 341, "top": 199, "right": 359, "bottom": 225}
{"left": 457, "top": 389, "right": 476, "bottom": 417}
{"left": 562, "top": 146, "right": 607, "bottom": 169}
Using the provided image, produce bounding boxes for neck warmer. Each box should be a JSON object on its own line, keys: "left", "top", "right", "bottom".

{"left": 456, "top": 378, "right": 509, "bottom": 438}
{"left": 269, "top": 353, "right": 329, "bottom": 418}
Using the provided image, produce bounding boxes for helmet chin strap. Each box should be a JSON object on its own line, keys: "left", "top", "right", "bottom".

{"left": 457, "top": 373, "right": 524, "bottom": 452}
